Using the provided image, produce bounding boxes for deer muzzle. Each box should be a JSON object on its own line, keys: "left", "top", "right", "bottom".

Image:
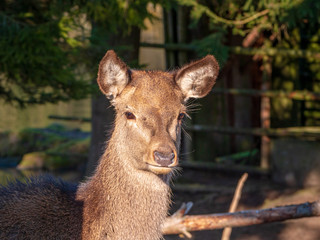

{"left": 145, "top": 147, "right": 178, "bottom": 175}
{"left": 153, "top": 151, "right": 176, "bottom": 167}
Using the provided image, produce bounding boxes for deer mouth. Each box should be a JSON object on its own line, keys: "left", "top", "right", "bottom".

{"left": 146, "top": 163, "right": 175, "bottom": 175}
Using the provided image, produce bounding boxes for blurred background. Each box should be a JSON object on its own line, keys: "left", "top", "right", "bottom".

{"left": 1, "top": 0, "right": 320, "bottom": 239}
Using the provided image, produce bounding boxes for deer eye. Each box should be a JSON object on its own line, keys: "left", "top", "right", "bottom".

{"left": 178, "top": 113, "right": 185, "bottom": 121}
{"left": 125, "top": 111, "right": 136, "bottom": 120}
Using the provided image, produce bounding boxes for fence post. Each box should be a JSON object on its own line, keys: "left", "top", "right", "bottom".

{"left": 260, "top": 57, "right": 272, "bottom": 169}
{"left": 177, "top": 6, "right": 187, "bottom": 65}
{"left": 163, "top": 9, "right": 175, "bottom": 68}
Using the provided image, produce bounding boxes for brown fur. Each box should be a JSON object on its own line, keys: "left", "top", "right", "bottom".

{"left": 0, "top": 50, "right": 219, "bottom": 240}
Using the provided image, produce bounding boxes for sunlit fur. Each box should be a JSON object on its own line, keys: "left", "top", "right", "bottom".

{"left": 0, "top": 50, "right": 219, "bottom": 240}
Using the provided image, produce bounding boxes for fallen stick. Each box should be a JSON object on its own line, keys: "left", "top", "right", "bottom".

{"left": 163, "top": 200, "right": 320, "bottom": 236}
{"left": 221, "top": 173, "right": 248, "bottom": 240}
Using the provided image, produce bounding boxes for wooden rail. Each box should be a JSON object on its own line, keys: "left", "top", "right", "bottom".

{"left": 48, "top": 115, "right": 91, "bottom": 122}
{"left": 140, "top": 42, "right": 320, "bottom": 59}
{"left": 212, "top": 88, "right": 320, "bottom": 101}
{"left": 187, "top": 125, "right": 320, "bottom": 139}
{"left": 47, "top": 115, "right": 320, "bottom": 139}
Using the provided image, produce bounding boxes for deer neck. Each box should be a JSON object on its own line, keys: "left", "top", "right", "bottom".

{"left": 77, "top": 137, "right": 171, "bottom": 240}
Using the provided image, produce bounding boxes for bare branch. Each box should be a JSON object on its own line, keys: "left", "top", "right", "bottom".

{"left": 162, "top": 202, "right": 193, "bottom": 239}
{"left": 163, "top": 200, "right": 320, "bottom": 236}
{"left": 242, "top": 27, "right": 261, "bottom": 47}
{"left": 204, "top": 8, "right": 270, "bottom": 26}
{"left": 228, "top": 173, "right": 248, "bottom": 213}
{"left": 221, "top": 173, "right": 248, "bottom": 240}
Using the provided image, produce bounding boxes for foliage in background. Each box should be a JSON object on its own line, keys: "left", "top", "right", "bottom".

{"left": 0, "top": 0, "right": 92, "bottom": 106}
{"left": 0, "top": 0, "right": 171, "bottom": 107}
{"left": 178, "top": 0, "right": 320, "bottom": 62}
{"left": 178, "top": 0, "right": 320, "bottom": 127}
{"left": 0, "top": 124, "right": 90, "bottom": 170}
{"left": 86, "top": 0, "right": 170, "bottom": 32}
{"left": 81, "top": 0, "right": 171, "bottom": 71}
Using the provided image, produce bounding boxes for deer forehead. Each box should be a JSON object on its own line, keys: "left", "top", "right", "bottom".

{"left": 118, "top": 71, "right": 184, "bottom": 112}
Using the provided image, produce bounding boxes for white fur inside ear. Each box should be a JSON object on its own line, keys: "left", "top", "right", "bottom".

{"left": 103, "top": 62, "right": 127, "bottom": 86}
{"left": 180, "top": 66, "right": 216, "bottom": 98}
{"left": 175, "top": 55, "right": 219, "bottom": 99}
{"left": 99, "top": 59, "right": 128, "bottom": 98}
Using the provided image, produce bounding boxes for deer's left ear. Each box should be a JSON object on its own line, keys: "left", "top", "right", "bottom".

{"left": 175, "top": 55, "right": 219, "bottom": 101}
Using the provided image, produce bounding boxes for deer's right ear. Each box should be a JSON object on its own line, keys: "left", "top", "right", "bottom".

{"left": 97, "top": 50, "right": 130, "bottom": 100}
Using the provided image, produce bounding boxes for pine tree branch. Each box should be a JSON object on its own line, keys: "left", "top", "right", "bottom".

{"left": 0, "top": 12, "right": 28, "bottom": 28}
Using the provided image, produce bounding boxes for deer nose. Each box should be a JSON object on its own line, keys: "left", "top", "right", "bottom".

{"left": 153, "top": 151, "right": 176, "bottom": 167}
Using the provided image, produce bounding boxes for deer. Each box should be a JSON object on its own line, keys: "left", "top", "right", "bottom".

{"left": 0, "top": 50, "right": 219, "bottom": 240}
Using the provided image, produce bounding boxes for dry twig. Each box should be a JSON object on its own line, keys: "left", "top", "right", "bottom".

{"left": 221, "top": 173, "right": 248, "bottom": 240}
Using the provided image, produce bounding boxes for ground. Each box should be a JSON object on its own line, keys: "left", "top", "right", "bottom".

{"left": 165, "top": 167, "right": 320, "bottom": 240}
